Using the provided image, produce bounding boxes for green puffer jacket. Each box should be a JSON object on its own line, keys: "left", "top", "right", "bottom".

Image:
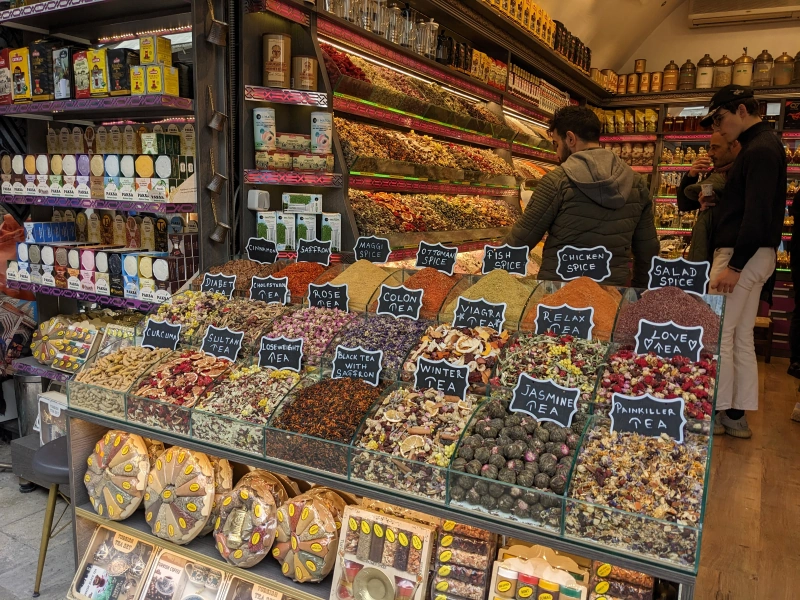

{"left": 505, "top": 148, "right": 659, "bottom": 287}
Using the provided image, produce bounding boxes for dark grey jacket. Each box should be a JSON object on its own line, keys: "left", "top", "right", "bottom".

{"left": 505, "top": 148, "right": 659, "bottom": 287}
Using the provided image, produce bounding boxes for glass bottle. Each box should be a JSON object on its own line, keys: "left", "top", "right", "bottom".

{"left": 773, "top": 52, "right": 795, "bottom": 86}
{"left": 696, "top": 54, "right": 714, "bottom": 89}
{"left": 679, "top": 58, "right": 697, "bottom": 90}
{"left": 753, "top": 49, "right": 774, "bottom": 87}
{"left": 732, "top": 48, "right": 754, "bottom": 86}
{"left": 399, "top": 4, "right": 415, "bottom": 49}
{"left": 662, "top": 60, "right": 680, "bottom": 91}
{"left": 435, "top": 28, "right": 449, "bottom": 65}
{"left": 372, "top": 0, "right": 388, "bottom": 37}
{"left": 386, "top": 3, "right": 402, "bottom": 44}
{"left": 426, "top": 20, "right": 439, "bottom": 60}
{"left": 712, "top": 54, "right": 733, "bottom": 88}
{"left": 414, "top": 18, "right": 426, "bottom": 55}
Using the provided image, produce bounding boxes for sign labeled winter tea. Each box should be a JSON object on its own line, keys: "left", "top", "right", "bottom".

{"left": 509, "top": 374, "right": 580, "bottom": 428}
{"left": 354, "top": 236, "right": 391, "bottom": 263}
{"left": 634, "top": 320, "right": 704, "bottom": 362}
{"left": 332, "top": 345, "right": 383, "bottom": 387}
{"left": 141, "top": 318, "right": 181, "bottom": 351}
{"left": 452, "top": 297, "right": 507, "bottom": 332}
{"left": 258, "top": 336, "right": 303, "bottom": 372}
{"left": 250, "top": 275, "right": 289, "bottom": 305}
{"left": 246, "top": 237, "right": 279, "bottom": 265}
{"left": 535, "top": 304, "right": 595, "bottom": 340}
{"left": 556, "top": 245, "right": 612, "bottom": 282}
{"left": 307, "top": 283, "right": 349, "bottom": 312}
{"left": 482, "top": 244, "right": 529, "bottom": 276}
{"left": 201, "top": 273, "right": 236, "bottom": 298}
{"left": 610, "top": 393, "right": 687, "bottom": 442}
{"left": 648, "top": 256, "right": 710, "bottom": 296}
{"left": 415, "top": 241, "right": 457, "bottom": 276}
{"left": 297, "top": 239, "right": 332, "bottom": 266}
{"left": 414, "top": 356, "right": 470, "bottom": 401}
{"left": 376, "top": 284, "right": 424, "bottom": 320}
{"left": 201, "top": 325, "right": 245, "bottom": 362}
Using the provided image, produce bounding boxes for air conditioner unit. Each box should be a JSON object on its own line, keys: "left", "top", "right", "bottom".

{"left": 688, "top": 0, "right": 800, "bottom": 27}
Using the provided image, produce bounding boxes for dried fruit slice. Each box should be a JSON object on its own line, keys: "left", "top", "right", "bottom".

{"left": 85, "top": 430, "right": 149, "bottom": 521}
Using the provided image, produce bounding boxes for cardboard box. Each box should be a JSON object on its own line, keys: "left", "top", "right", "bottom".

{"left": 72, "top": 50, "right": 90, "bottom": 98}
{"left": 130, "top": 65, "right": 146, "bottom": 95}
{"left": 295, "top": 214, "right": 317, "bottom": 244}
{"left": 122, "top": 252, "right": 140, "bottom": 298}
{"left": 0, "top": 48, "right": 12, "bottom": 105}
{"left": 30, "top": 41, "right": 56, "bottom": 101}
{"left": 321, "top": 212, "right": 342, "bottom": 252}
{"left": 52, "top": 47, "right": 75, "bottom": 100}
{"left": 9, "top": 47, "right": 32, "bottom": 103}
{"left": 87, "top": 48, "right": 109, "bottom": 97}
{"left": 275, "top": 212, "right": 295, "bottom": 251}
{"left": 256, "top": 211, "right": 277, "bottom": 243}
{"left": 139, "top": 35, "right": 172, "bottom": 66}
{"left": 108, "top": 48, "right": 138, "bottom": 96}
{"left": 145, "top": 65, "right": 179, "bottom": 96}
{"left": 282, "top": 192, "right": 322, "bottom": 213}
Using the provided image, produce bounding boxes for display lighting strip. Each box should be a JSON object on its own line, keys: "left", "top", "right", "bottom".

{"left": 97, "top": 25, "right": 193, "bottom": 44}
{"left": 502, "top": 107, "right": 550, "bottom": 130}
{"left": 783, "top": 132, "right": 800, "bottom": 139}
{"left": 12, "top": 358, "right": 73, "bottom": 382}
{"left": 599, "top": 134, "right": 658, "bottom": 143}
{"left": 789, "top": 166, "right": 800, "bottom": 174}
{"left": 100, "top": 117, "right": 196, "bottom": 126}
{"left": 783, "top": 234, "right": 793, "bottom": 241}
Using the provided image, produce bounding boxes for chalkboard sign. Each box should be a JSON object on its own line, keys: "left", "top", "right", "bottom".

{"left": 297, "top": 239, "right": 332, "bottom": 266}
{"left": 610, "top": 393, "right": 687, "bottom": 443}
{"left": 635, "top": 320, "right": 704, "bottom": 362}
{"left": 140, "top": 318, "right": 181, "bottom": 351}
{"left": 354, "top": 236, "right": 391, "bottom": 263}
{"left": 509, "top": 374, "right": 580, "bottom": 428}
{"left": 331, "top": 345, "right": 383, "bottom": 387}
{"left": 556, "top": 245, "right": 612, "bottom": 282}
{"left": 376, "top": 284, "right": 424, "bottom": 320}
{"left": 415, "top": 241, "right": 457, "bottom": 276}
{"left": 308, "top": 282, "right": 349, "bottom": 312}
{"left": 201, "top": 325, "right": 245, "bottom": 362}
{"left": 201, "top": 273, "right": 236, "bottom": 298}
{"left": 246, "top": 237, "right": 279, "bottom": 265}
{"left": 648, "top": 256, "right": 710, "bottom": 296}
{"left": 258, "top": 336, "right": 303, "bottom": 372}
{"left": 414, "top": 356, "right": 470, "bottom": 401}
{"left": 250, "top": 275, "right": 289, "bottom": 305}
{"left": 452, "top": 297, "right": 507, "bottom": 332}
{"left": 535, "top": 304, "right": 595, "bottom": 340}
{"left": 482, "top": 244, "right": 529, "bottom": 276}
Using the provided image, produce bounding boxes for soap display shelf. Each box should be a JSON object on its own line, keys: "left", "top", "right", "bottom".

{"left": 5, "top": 280, "right": 160, "bottom": 311}
{"left": 0, "top": 195, "right": 197, "bottom": 213}
{"left": 12, "top": 356, "right": 73, "bottom": 382}
{"left": 0, "top": 95, "right": 193, "bottom": 120}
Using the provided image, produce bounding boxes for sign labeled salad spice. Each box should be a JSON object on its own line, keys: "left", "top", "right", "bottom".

{"left": 535, "top": 304, "right": 595, "bottom": 339}
{"left": 250, "top": 275, "right": 289, "bottom": 305}
{"left": 201, "top": 273, "right": 236, "bottom": 298}
{"left": 376, "top": 284, "right": 424, "bottom": 320}
{"left": 452, "top": 297, "right": 507, "bottom": 332}
{"left": 482, "top": 244, "right": 529, "bottom": 276}
{"left": 354, "top": 236, "right": 391, "bottom": 263}
{"left": 415, "top": 241, "right": 457, "bottom": 275}
{"left": 510, "top": 373, "right": 580, "bottom": 428}
{"left": 201, "top": 325, "right": 245, "bottom": 362}
{"left": 296, "top": 238, "right": 332, "bottom": 266}
{"left": 635, "top": 320, "right": 704, "bottom": 361}
{"left": 258, "top": 336, "right": 303, "bottom": 371}
{"left": 556, "top": 245, "right": 612, "bottom": 282}
{"left": 414, "top": 356, "right": 469, "bottom": 401}
{"left": 610, "top": 393, "right": 687, "bottom": 442}
{"left": 332, "top": 345, "right": 383, "bottom": 386}
{"left": 648, "top": 256, "right": 710, "bottom": 296}
{"left": 307, "top": 282, "right": 349, "bottom": 311}
{"left": 140, "top": 318, "right": 181, "bottom": 351}
{"left": 246, "top": 236, "right": 279, "bottom": 264}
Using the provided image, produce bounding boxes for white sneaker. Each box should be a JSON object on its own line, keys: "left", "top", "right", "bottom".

{"left": 720, "top": 413, "right": 752, "bottom": 439}
{"left": 713, "top": 412, "right": 724, "bottom": 436}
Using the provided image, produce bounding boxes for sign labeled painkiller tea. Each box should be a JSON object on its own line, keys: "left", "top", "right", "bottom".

{"left": 648, "top": 256, "right": 710, "bottom": 296}
{"left": 297, "top": 238, "right": 332, "bottom": 266}
{"left": 140, "top": 317, "right": 181, "bottom": 351}
{"left": 416, "top": 241, "right": 457, "bottom": 276}
{"left": 258, "top": 336, "right": 303, "bottom": 372}
{"left": 635, "top": 320, "right": 705, "bottom": 362}
{"left": 376, "top": 284, "right": 424, "bottom": 320}
{"left": 308, "top": 282, "right": 349, "bottom": 312}
{"left": 535, "top": 304, "right": 595, "bottom": 340}
{"left": 354, "top": 236, "right": 391, "bottom": 263}
{"left": 201, "top": 273, "right": 236, "bottom": 298}
{"left": 509, "top": 374, "right": 580, "bottom": 428}
{"left": 556, "top": 245, "right": 612, "bottom": 282}
{"left": 452, "top": 297, "right": 507, "bottom": 332}
{"left": 201, "top": 325, "right": 244, "bottom": 362}
{"left": 482, "top": 244, "right": 529, "bottom": 276}
{"left": 610, "top": 393, "right": 687, "bottom": 442}
{"left": 250, "top": 275, "right": 289, "bottom": 305}
{"left": 246, "top": 237, "right": 279, "bottom": 265}
{"left": 414, "top": 356, "right": 470, "bottom": 401}
{"left": 332, "top": 345, "right": 383, "bottom": 386}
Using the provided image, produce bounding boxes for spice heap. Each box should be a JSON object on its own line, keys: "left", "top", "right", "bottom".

{"left": 523, "top": 277, "right": 621, "bottom": 340}
{"left": 206, "top": 299, "right": 286, "bottom": 357}
{"left": 266, "top": 307, "right": 357, "bottom": 364}
{"left": 352, "top": 387, "right": 478, "bottom": 500}
{"left": 153, "top": 291, "right": 230, "bottom": 339}
{"left": 272, "top": 262, "right": 328, "bottom": 300}
{"left": 567, "top": 422, "right": 708, "bottom": 567}
{"left": 596, "top": 347, "right": 717, "bottom": 420}
{"left": 320, "top": 44, "right": 368, "bottom": 82}
{"left": 403, "top": 324, "right": 510, "bottom": 386}
{"left": 614, "top": 287, "right": 721, "bottom": 348}
{"left": 449, "top": 392, "right": 586, "bottom": 531}
{"left": 399, "top": 267, "right": 460, "bottom": 318}
{"left": 443, "top": 270, "right": 538, "bottom": 327}
{"left": 329, "top": 259, "right": 399, "bottom": 308}
{"left": 202, "top": 259, "right": 283, "bottom": 292}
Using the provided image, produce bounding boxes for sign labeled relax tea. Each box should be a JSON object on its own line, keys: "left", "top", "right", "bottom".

{"left": 246, "top": 237, "right": 279, "bottom": 265}
{"left": 140, "top": 317, "right": 181, "bottom": 351}
{"left": 250, "top": 275, "right": 289, "bottom": 305}
{"left": 414, "top": 356, "right": 470, "bottom": 401}
{"left": 535, "top": 304, "right": 595, "bottom": 340}
{"left": 648, "top": 256, "right": 710, "bottom": 296}
{"left": 610, "top": 393, "right": 687, "bottom": 442}
{"left": 332, "top": 345, "right": 383, "bottom": 387}
{"left": 201, "top": 273, "right": 236, "bottom": 298}
{"left": 307, "top": 282, "right": 349, "bottom": 312}
{"left": 354, "top": 236, "right": 391, "bottom": 263}
{"left": 296, "top": 239, "right": 332, "bottom": 266}
{"left": 509, "top": 374, "right": 580, "bottom": 428}
{"left": 258, "top": 336, "right": 303, "bottom": 372}
{"left": 482, "top": 244, "right": 529, "bottom": 276}
{"left": 415, "top": 241, "right": 457, "bottom": 276}
{"left": 376, "top": 284, "right": 424, "bottom": 320}
{"left": 201, "top": 325, "right": 245, "bottom": 362}
{"left": 556, "top": 245, "right": 612, "bottom": 282}
{"left": 634, "top": 320, "right": 704, "bottom": 362}
{"left": 452, "top": 297, "right": 507, "bottom": 332}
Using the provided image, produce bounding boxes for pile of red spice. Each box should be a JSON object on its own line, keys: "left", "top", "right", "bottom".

{"left": 401, "top": 267, "right": 460, "bottom": 318}
{"left": 272, "top": 262, "right": 327, "bottom": 298}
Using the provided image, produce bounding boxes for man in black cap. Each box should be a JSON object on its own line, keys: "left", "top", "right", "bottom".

{"left": 701, "top": 85, "right": 786, "bottom": 439}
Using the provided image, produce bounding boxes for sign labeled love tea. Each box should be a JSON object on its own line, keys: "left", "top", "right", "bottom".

{"left": 141, "top": 318, "right": 181, "bottom": 351}
{"left": 634, "top": 320, "right": 704, "bottom": 362}
{"left": 610, "top": 393, "right": 687, "bottom": 442}
{"left": 535, "top": 304, "right": 595, "bottom": 340}
{"left": 246, "top": 237, "right": 279, "bottom": 265}
{"left": 201, "top": 273, "right": 236, "bottom": 298}
{"left": 414, "top": 356, "right": 470, "bottom": 401}
{"left": 250, "top": 275, "right": 289, "bottom": 305}
{"left": 354, "top": 236, "right": 391, "bottom": 263}
{"left": 201, "top": 325, "right": 245, "bottom": 362}
{"left": 307, "top": 283, "right": 349, "bottom": 312}
{"left": 648, "top": 257, "right": 709, "bottom": 296}
{"left": 376, "top": 284, "right": 424, "bottom": 320}
{"left": 415, "top": 241, "right": 457, "bottom": 276}
{"left": 556, "top": 245, "right": 612, "bottom": 282}
{"left": 510, "top": 374, "right": 580, "bottom": 428}
{"left": 452, "top": 297, "right": 507, "bottom": 332}
{"left": 297, "top": 239, "right": 332, "bottom": 266}
{"left": 332, "top": 345, "right": 383, "bottom": 387}
{"left": 258, "top": 336, "right": 303, "bottom": 372}
{"left": 482, "top": 244, "right": 529, "bottom": 276}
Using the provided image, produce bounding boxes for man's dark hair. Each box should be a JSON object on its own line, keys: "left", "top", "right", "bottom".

{"left": 548, "top": 106, "right": 601, "bottom": 143}
{"left": 720, "top": 96, "right": 760, "bottom": 116}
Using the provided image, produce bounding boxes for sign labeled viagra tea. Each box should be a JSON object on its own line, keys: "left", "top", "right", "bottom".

{"left": 452, "top": 297, "right": 507, "bottom": 332}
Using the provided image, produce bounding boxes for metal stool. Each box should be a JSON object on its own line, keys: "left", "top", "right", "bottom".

{"left": 31, "top": 436, "right": 70, "bottom": 598}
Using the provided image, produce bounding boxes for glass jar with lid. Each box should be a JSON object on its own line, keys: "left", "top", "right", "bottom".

{"left": 753, "top": 49, "right": 774, "bottom": 87}
{"left": 774, "top": 51, "right": 795, "bottom": 86}
{"left": 662, "top": 60, "right": 680, "bottom": 91}
{"left": 679, "top": 58, "right": 697, "bottom": 90}
{"left": 696, "top": 54, "right": 714, "bottom": 89}
{"left": 712, "top": 54, "right": 734, "bottom": 88}
{"left": 732, "top": 48, "right": 754, "bottom": 86}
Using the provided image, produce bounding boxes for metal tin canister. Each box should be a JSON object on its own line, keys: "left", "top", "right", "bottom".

{"left": 617, "top": 73, "right": 628, "bottom": 95}
{"left": 651, "top": 71, "right": 663, "bottom": 92}
{"left": 639, "top": 72, "right": 651, "bottom": 93}
{"left": 253, "top": 108, "right": 276, "bottom": 151}
{"left": 263, "top": 33, "right": 291, "bottom": 88}
{"left": 627, "top": 72, "right": 639, "bottom": 94}
{"left": 293, "top": 56, "right": 318, "bottom": 91}
{"left": 634, "top": 58, "right": 646, "bottom": 73}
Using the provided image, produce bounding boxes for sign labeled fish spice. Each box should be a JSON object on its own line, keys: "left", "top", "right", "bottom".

{"left": 535, "top": 304, "right": 595, "bottom": 340}
{"left": 201, "top": 273, "right": 236, "bottom": 298}
{"left": 376, "top": 284, "right": 424, "bottom": 320}
{"left": 610, "top": 392, "right": 687, "bottom": 442}
{"left": 297, "top": 238, "right": 332, "bottom": 266}
{"left": 635, "top": 320, "right": 704, "bottom": 362}
{"left": 556, "top": 245, "right": 612, "bottom": 282}
{"left": 415, "top": 241, "right": 457, "bottom": 276}
{"left": 510, "top": 373, "right": 580, "bottom": 428}
{"left": 246, "top": 236, "right": 279, "bottom": 265}
{"left": 414, "top": 356, "right": 469, "bottom": 401}
{"left": 648, "top": 256, "right": 710, "bottom": 296}
{"left": 354, "top": 236, "right": 391, "bottom": 263}
{"left": 482, "top": 244, "right": 529, "bottom": 276}
{"left": 258, "top": 335, "right": 303, "bottom": 372}
{"left": 452, "top": 297, "right": 507, "bottom": 332}
{"left": 332, "top": 345, "right": 383, "bottom": 386}
{"left": 141, "top": 317, "right": 181, "bottom": 351}
{"left": 250, "top": 275, "right": 289, "bottom": 304}
{"left": 201, "top": 325, "right": 245, "bottom": 362}
{"left": 308, "top": 282, "right": 349, "bottom": 311}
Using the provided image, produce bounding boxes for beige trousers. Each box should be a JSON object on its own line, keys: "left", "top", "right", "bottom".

{"left": 710, "top": 247, "right": 776, "bottom": 411}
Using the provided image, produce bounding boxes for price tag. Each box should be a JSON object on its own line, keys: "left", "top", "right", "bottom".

{"left": 648, "top": 256, "right": 710, "bottom": 296}
{"left": 452, "top": 297, "right": 507, "bottom": 332}
{"left": 200, "top": 325, "right": 244, "bottom": 362}
{"left": 635, "top": 320, "right": 704, "bottom": 362}
{"left": 414, "top": 356, "right": 469, "bottom": 401}
{"left": 331, "top": 345, "right": 383, "bottom": 387}
{"left": 201, "top": 273, "right": 236, "bottom": 298}
{"left": 415, "top": 241, "right": 457, "bottom": 275}
{"left": 376, "top": 284, "right": 424, "bottom": 320}
{"left": 610, "top": 393, "right": 687, "bottom": 442}
{"left": 246, "top": 237, "right": 279, "bottom": 265}
{"left": 354, "top": 236, "right": 391, "bottom": 263}
{"left": 556, "top": 245, "right": 612, "bottom": 282}
{"left": 258, "top": 336, "right": 303, "bottom": 372}
{"left": 307, "top": 283, "right": 349, "bottom": 311}
{"left": 140, "top": 317, "right": 181, "bottom": 351}
{"left": 535, "top": 304, "right": 595, "bottom": 340}
{"left": 509, "top": 374, "right": 580, "bottom": 428}
{"left": 297, "top": 239, "right": 332, "bottom": 266}
{"left": 482, "top": 244, "right": 529, "bottom": 276}
{"left": 250, "top": 276, "right": 289, "bottom": 304}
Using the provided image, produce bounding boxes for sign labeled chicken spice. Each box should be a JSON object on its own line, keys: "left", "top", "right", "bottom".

{"left": 201, "top": 273, "right": 236, "bottom": 298}
{"left": 258, "top": 336, "right": 303, "bottom": 372}
{"left": 354, "top": 236, "right": 391, "bottom": 263}
{"left": 308, "top": 282, "right": 349, "bottom": 311}
{"left": 376, "top": 284, "right": 424, "bottom": 320}
{"left": 416, "top": 241, "right": 457, "bottom": 276}
{"left": 297, "top": 238, "right": 332, "bottom": 266}
{"left": 452, "top": 297, "right": 507, "bottom": 332}
{"left": 246, "top": 236, "right": 279, "bottom": 264}
{"left": 414, "top": 356, "right": 469, "bottom": 401}
{"left": 141, "top": 317, "right": 181, "bottom": 351}
{"left": 635, "top": 320, "right": 704, "bottom": 362}
{"left": 482, "top": 244, "right": 529, "bottom": 276}
{"left": 201, "top": 325, "right": 245, "bottom": 362}
{"left": 535, "top": 304, "right": 595, "bottom": 340}
{"left": 510, "top": 374, "right": 580, "bottom": 428}
{"left": 610, "top": 392, "right": 687, "bottom": 442}
{"left": 332, "top": 345, "right": 383, "bottom": 386}
{"left": 250, "top": 275, "right": 289, "bottom": 304}
{"left": 648, "top": 256, "right": 710, "bottom": 296}
{"left": 556, "top": 245, "right": 612, "bottom": 282}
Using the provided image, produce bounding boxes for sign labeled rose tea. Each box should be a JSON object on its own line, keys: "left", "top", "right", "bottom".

{"left": 307, "top": 283, "right": 349, "bottom": 311}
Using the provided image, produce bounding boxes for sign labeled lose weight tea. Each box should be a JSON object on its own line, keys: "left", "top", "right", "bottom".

{"left": 258, "top": 336, "right": 303, "bottom": 372}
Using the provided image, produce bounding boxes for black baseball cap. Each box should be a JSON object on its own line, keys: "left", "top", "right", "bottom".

{"left": 700, "top": 84, "right": 755, "bottom": 127}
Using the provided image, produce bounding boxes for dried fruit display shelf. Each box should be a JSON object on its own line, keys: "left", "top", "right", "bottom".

{"left": 244, "top": 85, "right": 329, "bottom": 107}
{"left": 599, "top": 134, "right": 658, "bottom": 143}
{"left": 5, "top": 280, "right": 160, "bottom": 311}
{"left": 0, "top": 95, "right": 193, "bottom": 121}
{"left": 12, "top": 356, "right": 73, "bottom": 382}
{"left": 348, "top": 173, "right": 519, "bottom": 196}
{"left": 511, "top": 143, "right": 559, "bottom": 163}
{"left": 244, "top": 170, "right": 344, "bottom": 187}
{"left": 0, "top": 195, "right": 197, "bottom": 213}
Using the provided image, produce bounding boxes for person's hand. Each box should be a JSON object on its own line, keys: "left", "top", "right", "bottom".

{"left": 699, "top": 192, "right": 716, "bottom": 212}
{"left": 688, "top": 156, "right": 712, "bottom": 177}
{"left": 711, "top": 267, "right": 740, "bottom": 294}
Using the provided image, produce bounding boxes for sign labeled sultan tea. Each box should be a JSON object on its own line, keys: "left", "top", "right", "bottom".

{"left": 535, "top": 304, "right": 595, "bottom": 340}
{"left": 296, "top": 239, "right": 332, "bottom": 266}
{"left": 415, "top": 241, "right": 457, "bottom": 275}
{"left": 635, "top": 320, "right": 704, "bottom": 362}
{"left": 354, "top": 236, "right": 391, "bottom": 263}
{"left": 332, "top": 345, "right": 383, "bottom": 386}
{"left": 246, "top": 237, "right": 279, "bottom": 265}
{"left": 307, "top": 282, "right": 349, "bottom": 312}
{"left": 648, "top": 256, "right": 710, "bottom": 296}
{"left": 258, "top": 336, "right": 303, "bottom": 372}
{"left": 509, "top": 374, "right": 580, "bottom": 428}
{"left": 414, "top": 356, "right": 469, "bottom": 401}
{"left": 201, "top": 325, "right": 245, "bottom": 362}
{"left": 556, "top": 245, "right": 612, "bottom": 282}
{"left": 610, "top": 393, "right": 687, "bottom": 442}
{"left": 376, "top": 284, "right": 424, "bottom": 320}
{"left": 250, "top": 275, "right": 289, "bottom": 305}
{"left": 482, "top": 244, "right": 529, "bottom": 276}
{"left": 140, "top": 318, "right": 181, "bottom": 351}
{"left": 452, "top": 297, "right": 507, "bottom": 332}
{"left": 201, "top": 273, "right": 236, "bottom": 298}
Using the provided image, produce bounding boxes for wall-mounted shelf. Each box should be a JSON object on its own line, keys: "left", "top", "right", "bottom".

{"left": 0, "top": 95, "right": 193, "bottom": 121}
{"left": 600, "top": 134, "right": 658, "bottom": 142}
{"left": 244, "top": 85, "right": 329, "bottom": 107}
{"left": 12, "top": 356, "right": 73, "bottom": 382}
{"left": 0, "top": 195, "right": 197, "bottom": 213}
{"left": 658, "top": 165, "right": 692, "bottom": 172}
{"left": 511, "top": 143, "right": 559, "bottom": 163}
{"left": 662, "top": 133, "right": 711, "bottom": 141}
{"left": 244, "top": 170, "right": 344, "bottom": 187}
{"left": 602, "top": 85, "right": 800, "bottom": 107}
{"left": 657, "top": 228, "right": 692, "bottom": 236}
{"left": 789, "top": 166, "right": 800, "bottom": 175}
{"left": 349, "top": 173, "right": 519, "bottom": 196}
{"left": 5, "top": 280, "right": 160, "bottom": 311}
{"left": 631, "top": 165, "right": 655, "bottom": 173}
{"left": 655, "top": 197, "right": 677, "bottom": 203}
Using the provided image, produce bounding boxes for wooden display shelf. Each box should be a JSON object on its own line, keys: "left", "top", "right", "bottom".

{"left": 0, "top": 95, "right": 193, "bottom": 121}
{"left": 5, "top": 280, "right": 161, "bottom": 311}
{"left": 603, "top": 84, "right": 800, "bottom": 107}
{"left": 244, "top": 170, "right": 344, "bottom": 187}
{"left": 0, "top": 195, "right": 197, "bottom": 213}
{"left": 245, "top": 85, "right": 329, "bottom": 107}
{"left": 348, "top": 173, "right": 519, "bottom": 196}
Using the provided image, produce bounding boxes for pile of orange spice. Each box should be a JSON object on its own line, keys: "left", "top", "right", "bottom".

{"left": 273, "top": 262, "right": 327, "bottom": 298}
{"left": 402, "top": 267, "right": 460, "bottom": 318}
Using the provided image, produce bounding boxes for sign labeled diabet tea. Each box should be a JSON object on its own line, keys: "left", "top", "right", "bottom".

{"left": 509, "top": 374, "right": 580, "bottom": 428}
{"left": 635, "top": 320, "right": 704, "bottom": 362}
{"left": 201, "top": 272, "right": 236, "bottom": 298}
{"left": 648, "top": 256, "right": 710, "bottom": 296}
{"left": 556, "top": 245, "right": 612, "bottom": 282}
{"left": 452, "top": 297, "right": 507, "bottom": 332}
{"left": 332, "top": 345, "right": 383, "bottom": 386}
{"left": 482, "top": 244, "right": 529, "bottom": 276}
{"left": 354, "top": 236, "right": 391, "bottom": 263}
{"left": 296, "top": 238, "right": 332, "bottom": 266}
{"left": 250, "top": 275, "right": 289, "bottom": 305}
{"left": 258, "top": 336, "right": 303, "bottom": 372}
{"left": 308, "top": 282, "right": 349, "bottom": 311}
{"left": 535, "top": 304, "right": 595, "bottom": 340}
{"left": 140, "top": 317, "right": 181, "bottom": 351}
{"left": 201, "top": 325, "right": 244, "bottom": 362}
{"left": 376, "top": 284, "right": 424, "bottom": 320}
{"left": 415, "top": 241, "right": 457, "bottom": 275}
{"left": 610, "top": 393, "right": 687, "bottom": 442}
{"left": 414, "top": 356, "right": 469, "bottom": 401}
{"left": 246, "top": 237, "right": 279, "bottom": 265}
